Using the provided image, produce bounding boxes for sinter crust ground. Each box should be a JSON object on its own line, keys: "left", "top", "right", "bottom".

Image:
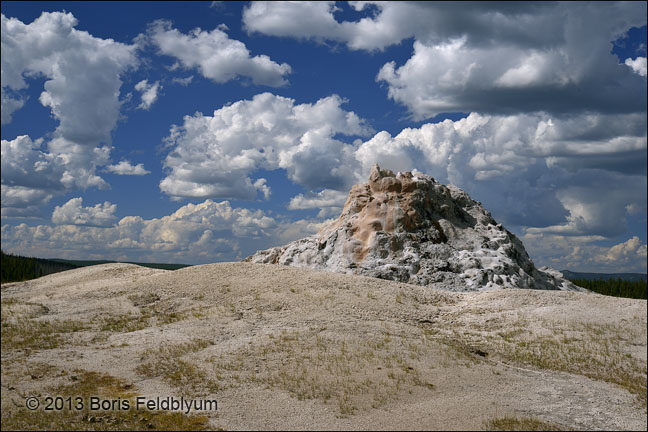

{"left": 2, "top": 262, "right": 646, "bottom": 430}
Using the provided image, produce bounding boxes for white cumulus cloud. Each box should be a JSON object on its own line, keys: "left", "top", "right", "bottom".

{"left": 253, "top": 178, "right": 271, "bottom": 200}
{"left": 1, "top": 89, "right": 24, "bottom": 124}
{"left": 245, "top": 2, "right": 647, "bottom": 119}
{"left": 288, "top": 189, "right": 348, "bottom": 217}
{"left": 160, "top": 92, "right": 372, "bottom": 200}
{"left": 161, "top": 91, "right": 645, "bottom": 238}
{"left": 356, "top": 112, "right": 646, "bottom": 184}
{"left": 522, "top": 233, "right": 648, "bottom": 273}
{"left": 243, "top": 1, "right": 426, "bottom": 51}
{"left": 244, "top": 2, "right": 346, "bottom": 44}
{"left": 52, "top": 197, "right": 118, "bottom": 227}
{"left": 625, "top": 56, "right": 647, "bottom": 77}
{"left": 147, "top": 20, "right": 291, "bottom": 87}
{"left": 1, "top": 12, "right": 138, "bottom": 216}
{"left": 353, "top": 112, "right": 646, "bottom": 236}
{"left": 1, "top": 185, "right": 54, "bottom": 218}
{"left": 377, "top": 33, "right": 646, "bottom": 119}
{"left": 1, "top": 135, "right": 64, "bottom": 216}
{"left": 604, "top": 236, "right": 648, "bottom": 263}
{"left": 1, "top": 199, "right": 297, "bottom": 263}
{"left": 134, "top": 79, "right": 161, "bottom": 110}
{"left": 105, "top": 161, "right": 151, "bottom": 176}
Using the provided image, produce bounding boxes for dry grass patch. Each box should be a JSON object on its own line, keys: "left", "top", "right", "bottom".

{"left": 422, "top": 327, "right": 488, "bottom": 368}
{"left": 481, "top": 317, "right": 647, "bottom": 408}
{"left": 210, "top": 328, "right": 470, "bottom": 416}
{"left": 1, "top": 299, "right": 87, "bottom": 351}
{"left": 1, "top": 370, "right": 210, "bottom": 431}
{"left": 136, "top": 339, "right": 219, "bottom": 397}
{"left": 99, "top": 299, "right": 210, "bottom": 334}
{"left": 1, "top": 319, "right": 87, "bottom": 351}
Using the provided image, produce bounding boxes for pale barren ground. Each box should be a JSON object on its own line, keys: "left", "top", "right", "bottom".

{"left": 1, "top": 263, "right": 646, "bottom": 431}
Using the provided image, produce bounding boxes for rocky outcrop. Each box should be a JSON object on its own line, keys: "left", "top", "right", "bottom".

{"left": 246, "top": 165, "right": 582, "bottom": 292}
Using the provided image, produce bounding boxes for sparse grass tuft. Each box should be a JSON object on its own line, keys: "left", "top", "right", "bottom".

{"left": 483, "top": 415, "right": 570, "bottom": 431}
{"left": 395, "top": 291, "right": 404, "bottom": 304}
{"left": 99, "top": 315, "right": 150, "bottom": 333}
{"left": 127, "top": 292, "right": 160, "bottom": 306}
{"left": 99, "top": 301, "right": 210, "bottom": 334}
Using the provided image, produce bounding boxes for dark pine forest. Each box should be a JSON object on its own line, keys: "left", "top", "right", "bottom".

{"left": 569, "top": 278, "right": 647, "bottom": 300}
{"left": 1, "top": 251, "right": 190, "bottom": 283}
{"left": 1, "top": 250, "right": 79, "bottom": 283}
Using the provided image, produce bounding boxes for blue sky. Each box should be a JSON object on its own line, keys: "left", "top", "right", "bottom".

{"left": 1, "top": 1, "right": 646, "bottom": 272}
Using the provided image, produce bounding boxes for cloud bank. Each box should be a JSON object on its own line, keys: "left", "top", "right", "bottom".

{"left": 1, "top": 12, "right": 137, "bottom": 216}
{"left": 2, "top": 199, "right": 326, "bottom": 264}
{"left": 160, "top": 92, "right": 373, "bottom": 200}
{"left": 160, "top": 91, "right": 645, "bottom": 242}
{"left": 244, "top": 1, "right": 647, "bottom": 119}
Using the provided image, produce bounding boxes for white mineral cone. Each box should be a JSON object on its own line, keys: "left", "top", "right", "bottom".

{"left": 246, "top": 165, "right": 584, "bottom": 292}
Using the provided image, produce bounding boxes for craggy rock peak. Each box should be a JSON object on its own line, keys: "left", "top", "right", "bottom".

{"left": 246, "top": 165, "right": 580, "bottom": 292}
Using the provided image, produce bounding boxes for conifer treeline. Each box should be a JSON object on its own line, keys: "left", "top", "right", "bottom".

{"left": 569, "top": 278, "right": 647, "bottom": 300}
{"left": 1, "top": 251, "right": 79, "bottom": 283}
{"left": 1, "top": 251, "right": 190, "bottom": 283}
